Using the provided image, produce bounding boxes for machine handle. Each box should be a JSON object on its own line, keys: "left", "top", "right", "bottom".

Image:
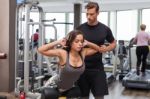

{"left": 0, "top": 52, "right": 7, "bottom": 59}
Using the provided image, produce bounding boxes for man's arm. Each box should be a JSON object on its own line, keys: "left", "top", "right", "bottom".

{"left": 106, "top": 40, "right": 116, "bottom": 52}
{"left": 99, "top": 40, "right": 116, "bottom": 53}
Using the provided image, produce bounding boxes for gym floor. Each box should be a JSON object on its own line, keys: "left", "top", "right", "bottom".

{"left": 0, "top": 92, "right": 16, "bottom": 99}
{"left": 104, "top": 80, "right": 150, "bottom": 99}
{"left": 1, "top": 80, "right": 150, "bottom": 99}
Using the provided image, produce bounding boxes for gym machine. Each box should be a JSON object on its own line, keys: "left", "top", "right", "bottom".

{"left": 0, "top": 52, "right": 7, "bottom": 59}
{"left": 122, "top": 41, "right": 150, "bottom": 89}
{"left": 103, "top": 43, "right": 116, "bottom": 84}
{"left": 15, "top": 1, "right": 45, "bottom": 98}
{"left": 118, "top": 40, "right": 130, "bottom": 80}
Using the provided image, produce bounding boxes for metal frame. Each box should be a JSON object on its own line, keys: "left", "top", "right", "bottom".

{"left": 15, "top": 2, "right": 44, "bottom": 99}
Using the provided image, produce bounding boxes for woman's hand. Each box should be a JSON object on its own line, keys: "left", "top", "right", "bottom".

{"left": 58, "top": 38, "right": 67, "bottom": 47}
{"left": 83, "top": 40, "right": 88, "bottom": 47}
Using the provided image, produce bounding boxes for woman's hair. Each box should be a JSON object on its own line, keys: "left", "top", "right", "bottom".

{"left": 64, "top": 30, "right": 84, "bottom": 52}
{"left": 140, "top": 24, "right": 146, "bottom": 31}
{"left": 85, "top": 1, "right": 99, "bottom": 12}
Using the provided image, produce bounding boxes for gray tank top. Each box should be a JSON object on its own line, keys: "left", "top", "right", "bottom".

{"left": 57, "top": 52, "right": 85, "bottom": 91}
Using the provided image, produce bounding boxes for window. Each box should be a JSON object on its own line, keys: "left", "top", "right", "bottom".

{"left": 68, "top": 13, "right": 74, "bottom": 32}
{"left": 98, "top": 12, "right": 108, "bottom": 26}
{"left": 142, "top": 9, "right": 150, "bottom": 32}
{"left": 45, "top": 13, "right": 66, "bottom": 40}
{"left": 16, "top": 0, "right": 25, "bottom": 4}
{"left": 110, "top": 12, "right": 117, "bottom": 38}
{"left": 117, "top": 10, "right": 138, "bottom": 41}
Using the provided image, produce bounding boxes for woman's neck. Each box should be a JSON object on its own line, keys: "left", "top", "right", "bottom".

{"left": 70, "top": 50, "right": 79, "bottom": 57}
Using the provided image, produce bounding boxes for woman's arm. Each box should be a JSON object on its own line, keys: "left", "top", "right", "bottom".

{"left": 38, "top": 39, "right": 66, "bottom": 57}
{"left": 82, "top": 40, "right": 100, "bottom": 56}
{"left": 132, "top": 36, "right": 137, "bottom": 45}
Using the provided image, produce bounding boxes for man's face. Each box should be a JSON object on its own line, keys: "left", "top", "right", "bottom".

{"left": 86, "top": 8, "right": 99, "bottom": 25}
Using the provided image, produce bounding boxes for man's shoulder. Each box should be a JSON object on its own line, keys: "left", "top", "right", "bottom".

{"left": 34, "top": 33, "right": 39, "bottom": 35}
{"left": 98, "top": 22, "right": 108, "bottom": 28}
{"left": 76, "top": 22, "right": 87, "bottom": 30}
{"left": 98, "top": 22, "right": 111, "bottom": 31}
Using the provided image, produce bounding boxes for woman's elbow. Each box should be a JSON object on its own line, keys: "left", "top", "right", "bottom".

{"left": 37, "top": 47, "right": 43, "bottom": 54}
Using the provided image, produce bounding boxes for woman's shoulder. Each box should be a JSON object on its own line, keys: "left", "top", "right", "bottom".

{"left": 58, "top": 48, "right": 67, "bottom": 55}
{"left": 80, "top": 51, "right": 85, "bottom": 60}
{"left": 58, "top": 50, "right": 68, "bottom": 66}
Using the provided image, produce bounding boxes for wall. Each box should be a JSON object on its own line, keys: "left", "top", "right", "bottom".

{"left": 0, "top": 0, "right": 16, "bottom": 92}
{"left": 38, "top": 1, "right": 150, "bottom": 13}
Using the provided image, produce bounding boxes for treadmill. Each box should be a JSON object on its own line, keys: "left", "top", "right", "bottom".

{"left": 122, "top": 43, "right": 150, "bottom": 89}
{"left": 122, "top": 69, "right": 150, "bottom": 89}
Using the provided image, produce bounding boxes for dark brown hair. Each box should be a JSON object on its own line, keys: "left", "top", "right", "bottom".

{"left": 85, "top": 2, "right": 99, "bottom": 12}
{"left": 65, "top": 30, "right": 84, "bottom": 52}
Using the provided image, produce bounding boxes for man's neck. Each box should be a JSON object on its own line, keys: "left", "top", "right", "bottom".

{"left": 88, "top": 21, "right": 98, "bottom": 26}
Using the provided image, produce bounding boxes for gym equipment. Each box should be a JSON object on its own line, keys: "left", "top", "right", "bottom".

{"left": 122, "top": 69, "right": 150, "bottom": 89}
{"left": 15, "top": 1, "right": 45, "bottom": 99}
{"left": 122, "top": 40, "right": 150, "bottom": 89}
{"left": 0, "top": 52, "right": 7, "bottom": 59}
{"left": 104, "top": 55, "right": 116, "bottom": 84}
{"left": 41, "top": 87, "right": 59, "bottom": 99}
{"left": 103, "top": 43, "right": 116, "bottom": 84}
{"left": 106, "top": 72, "right": 115, "bottom": 84}
{"left": 118, "top": 40, "right": 130, "bottom": 80}
{"left": 19, "top": 91, "right": 26, "bottom": 99}
{"left": 104, "top": 58, "right": 116, "bottom": 84}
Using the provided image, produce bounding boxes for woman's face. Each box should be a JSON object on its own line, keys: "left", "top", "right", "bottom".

{"left": 71, "top": 34, "right": 84, "bottom": 52}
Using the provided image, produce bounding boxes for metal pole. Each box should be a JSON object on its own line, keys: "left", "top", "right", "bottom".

{"left": 74, "top": 3, "right": 82, "bottom": 29}
{"left": 24, "top": 3, "right": 32, "bottom": 92}
{"left": 15, "top": 3, "right": 24, "bottom": 94}
{"left": 112, "top": 11, "right": 118, "bottom": 76}
{"left": 37, "top": 6, "right": 44, "bottom": 87}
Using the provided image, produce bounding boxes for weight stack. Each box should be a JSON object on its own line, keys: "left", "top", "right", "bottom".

{"left": 17, "top": 60, "right": 33, "bottom": 78}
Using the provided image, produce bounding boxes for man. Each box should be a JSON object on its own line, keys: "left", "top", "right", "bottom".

{"left": 31, "top": 29, "right": 39, "bottom": 61}
{"left": 32, "top": 29, "right": 39, "bottom": 47}
{"left": 77, "top": 2, "right": 116, "bottom": 99}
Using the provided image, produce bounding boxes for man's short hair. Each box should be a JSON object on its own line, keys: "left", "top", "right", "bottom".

{"left": 85, "top": 2, "right": 99, "bottom": 12}
{"left": 36, "top": 29, "right": 39, "bottom": 32}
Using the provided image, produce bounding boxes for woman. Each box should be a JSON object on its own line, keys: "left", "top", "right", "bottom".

{"left": 38, "top": 30, "right": 100, "bottom": 99}
{"left": 132, "top": 24, "right": 150, "bottom": 76}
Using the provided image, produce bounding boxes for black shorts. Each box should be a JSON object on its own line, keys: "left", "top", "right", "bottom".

{"left": 77, "top": 69, "right": 108, "bottom": 97}
{"left": 41, "top": 86, "right": 81, "bottom": 99}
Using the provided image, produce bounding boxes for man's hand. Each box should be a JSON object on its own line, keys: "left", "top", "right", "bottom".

{"left": 99, "top": 45, "right": 108, "bottom": 53}
{"left": 99, "top": 40, "right": 116, "bottom": 53}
